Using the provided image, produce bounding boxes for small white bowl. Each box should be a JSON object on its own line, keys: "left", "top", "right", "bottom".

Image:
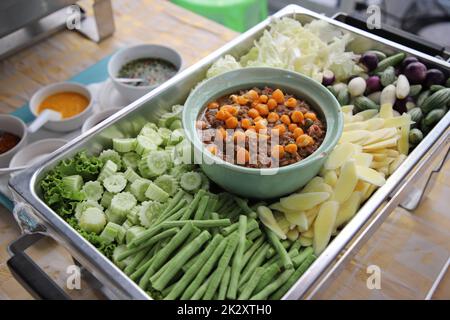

{"left": 29, "top": 82, "right": 94, "bottom": 132}
{"left": 82, "top": 108, "right": 122, "bottom": 133}
{"left": 9, "top": 138, "right": 67, "bottom": 170}
{"left": 108, "top": 44, "right": 182, "bottom": 102}
{"left": 0, "top": 114, "right": 28, "bottom": 168}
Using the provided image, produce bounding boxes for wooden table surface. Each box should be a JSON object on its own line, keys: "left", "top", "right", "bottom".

{"left": 0, "top": 0, "right": 449, "bottom": 300}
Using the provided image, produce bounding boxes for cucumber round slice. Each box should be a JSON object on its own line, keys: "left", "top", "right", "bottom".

{"left": 139, "top": 127, "right": 163, "bottom": 146}
{"left": 110, "top": 192, "right": 137, "bottom": 218}
{"left": 100, "top": 191, "right": 114, "bottom": 209}
{"left": 82, "top": 181, "right": 104, "bottom": 201}
{"left": 99, "top": 222, "right": 122, "bottom": 244}
{"left": 135, "top": 135, "right": 158, "bottom": 155}
{"left": 138, "top": 151, "right": 169, "bottom": 178}
{"left": 113, "top": 138, "right": 137, "bottom": 153}
{"left": 75, "top": 200, "right": 104, "bottom": 220}
{"left": 180, "top": 172, "right": 202, "bottom": 192}
{"left": 124, "top": 167, "right": 141, "bottom": 183}
{"left": 126, "top": 225, "right": 146, "bottom": 244}
{"left": 99, "top": 149, "right": 122, "bottom": 170}
{"left": 158, "top": 127, "right": 172, "bottom": 145}
{"left": 98, "top": 160, "right": 118, "bottom": 182}
{"left": 145, "top": 182, "right": 170, "bottom": 202}
{"left": 154, "top": 174, "right": 179, "bottom": 196}
{"left": 79, "top": 207, "right": 106, "bottom": 234}
{"left": 122, "top": 152, "right": 140, "bottom": 171}
{"left": 139, "top": 123, "right": 159, "bottom": 135}
{"left": 103, "top": 174, "right": 127, "bottom": 193}
{"left": 130, "top": 178, "right": 151, "bottom": 202}
{"left": 169, "top": 119, "right": 182, "bottom": 131}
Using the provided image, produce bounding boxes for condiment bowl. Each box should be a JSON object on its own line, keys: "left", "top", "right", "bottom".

{"left": 108, "top": 44, "right": 183, "bottom": 102}
{"left": 0, "top": 114, "right": 28, "bottom": 168}
{"left": 29, "top": 82, "right": 94, "bottom": 132}
{"left": 182, "top": 67, "right": 343, "bottom": 199}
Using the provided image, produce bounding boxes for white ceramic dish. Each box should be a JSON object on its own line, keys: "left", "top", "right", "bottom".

{"left": 9, "top": 138, "right": 67, "bottom": 172}
{"left": 0, "top": 114, "right": 28, "bottom": 167}
{"left": 108, "top": 44, "right": 183, "bottom": 102}
{"left": 82, "top": 108, "right": 122, "bottom": 133}
{"left": 29, "top": 82, "right": 94, "bottom": 132}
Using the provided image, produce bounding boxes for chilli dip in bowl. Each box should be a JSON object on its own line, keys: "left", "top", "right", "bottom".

{"left": 197, "top": 87, "right": 326, "bottom": 168}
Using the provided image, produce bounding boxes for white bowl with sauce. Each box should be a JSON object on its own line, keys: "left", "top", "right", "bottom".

{"left": 108, "top": 44, "right": 183, "bottom": 102}
{"left": 29, "top": 82, "right": 94, "bottom": 132}
{"left": 0, "top": 115, "right": 28, "bottom": 168}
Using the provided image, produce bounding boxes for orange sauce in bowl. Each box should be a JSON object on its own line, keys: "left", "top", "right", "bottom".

{"left": 38, "top": 92, "right": 89, "bottom": 119}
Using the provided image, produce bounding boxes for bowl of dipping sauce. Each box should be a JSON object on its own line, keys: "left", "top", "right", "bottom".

{"left": 29, "top": 82, "right": 94, "bottom": 132}
{"left": 108, "top": 44, "right": 182, "bottom": 102}
{"left": 0, "top": 114, "right": 28, "bottom": 167}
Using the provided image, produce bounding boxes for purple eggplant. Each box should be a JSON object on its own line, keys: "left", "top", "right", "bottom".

{"left": 424, "top": 69, "right": 445, "bottom": 87}
{"left": 360, "top": 52, "right": 379, "bottom": 72}
{"left": 401, "top": 56, "right": 418, "bottom": 70}
{"left": 403, "top": 62, "right": 427, "bottom": 84}
{"left": 322, "top": 70, "right": 335, "bottom": 86}
{"left": 366, "top": 75, "right": 381, "bottom": 93}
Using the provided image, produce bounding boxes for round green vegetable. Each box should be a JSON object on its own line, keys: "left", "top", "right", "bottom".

{"left": 409, "top": 128, "right": 424, "bottom": 145}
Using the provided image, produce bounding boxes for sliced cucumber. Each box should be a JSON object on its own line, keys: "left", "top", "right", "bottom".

{"left": 113, "top": 138, "right": 137, "bottom": 153}
{"left": 109, "top": 192, "right": 137, "bottom": 223}
{"left": 100, "top": 191, "right": 114, "bottom": 209}
{"left": 155, "top": 174, "right": 179, "bottom": 196}
{"left": 62, "top": 175, "right": 83, "bottom": 193}
{"left": 145, "top": 182, "right": 170, "bottom": 202}
{"left": 103, "top": 174, "right": 127, "bottom": 193}
{"left": 126, "top": 225, "right": 146, "bottom": 244}
{"left": 124, "top": 167, "right": 141, "bottom": 183}
{"left": 139, "top": 127, "right": 163, "bottom": 146}
{"left": 127, "top": 205, "right": 141, "bottom": 225}
{"left": 98, "top": 160, "right": 118, "bottom": 182}
{"left": 158, "top": 127, "right": 172, "bottom": 145}
{"left": 75, "top": 200, "right": 103, "bottom": 220}
{"left": 121, "top": 152, "right": 141, "bottom": 171}
{"left": 180, "top": 172, "right": 202, "bottom": 192}
{"left": 130, "top": 178, "right": 151, "bottom": 202}
{"left": 99, "top": 149, "right": 122, "bottom": 170}
{"left": 135, "top": 135, "right": 158, "bottom": 155}
{"left": 82, "top": 180, "right": 103, "bottom": 201}
{"left": 79, "top": 207, "right": 106, "bottom": 234}
{"left": 138, "top": 151, "right": 169, "bottom": 178}
{"left": 99, "top": 222, "right": 122, "bottom": 244}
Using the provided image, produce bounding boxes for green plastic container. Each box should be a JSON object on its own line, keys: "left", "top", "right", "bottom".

{"left": 171, "top": 0, "right": 268, "bottom": 32}
{"left": 182, "top": 68, "right": 343, "bottom": 199}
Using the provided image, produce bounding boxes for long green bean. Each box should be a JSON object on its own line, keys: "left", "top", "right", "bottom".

{"left": 238, "top": 267, "right": 265, "bottom": 300}
{"left": 270, "top": 254, "right": 316, "bottom": 300}
{"left": 250, "top": 269, "right": 294, "bottom": 300}
{"left": 193, "top": 195, "right": 209, "bottom": 220}
{"left": 247, "top": 228, "right": 262, "bottom": 241}
{"left": 181, "top": 189, "right": 206, "bottom": 219}
{"left": 165, "top": 234, "right": 223, "bottom": 300}
{"left": 157, "top": 198, "right": 187, "bottom": 223}
{"left": 158, "top": 190, "right": 184, "bottom": 217}
{"left": 210, "top": 212, "right": 220, "bottom": 236}
{"left": 203, "top": 233, "right": 240, "bottom": 299}
{"left": 227, "top": 215, "right": 247, "bottom": 299}
{"left": 241, "top": 236, "right": 265, "bottom": 270}
{"left": 161, "top": 219, "right": 231, "bottom": 229}
{"left": 292, "top": 247, "right": 314, "bottom": 268}
{"left": 152, "top": 230, "right": 211, "bottom": 291}
{"left": 265, "top": 228, "right": 293, "bottom": 269}
{"left": 191, "top": 274, "right": 212, "bottom": 300}
{"left": 217, "top": 266, "right": 231, "bottom": 300}
{"left": 238, "top": 243, "right": 270, "bottom": 286}
{"left": 124, "top": 247, "right": 151, "bottom": 275}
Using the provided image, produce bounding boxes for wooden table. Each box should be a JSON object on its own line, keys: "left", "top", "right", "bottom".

{"left": 0, "top": 0, "right": 449, "bottom": 300}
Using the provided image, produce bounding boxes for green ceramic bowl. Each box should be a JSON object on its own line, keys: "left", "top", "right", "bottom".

{"left": 183, "top": 67, "right": 343, "bottom": 199}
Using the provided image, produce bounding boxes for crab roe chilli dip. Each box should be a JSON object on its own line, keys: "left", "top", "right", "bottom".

{"left": 197, "top": 87, "right": 326, "bottom": 168}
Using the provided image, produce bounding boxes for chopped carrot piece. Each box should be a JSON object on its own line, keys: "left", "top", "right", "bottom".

{"left": 296, "top": 134, "right": 314, "bottom": 147}
{"left": 293, "top": 127, "right": 304, "bottom": 139}
{"left": 237, "top": 96, "right": 249, "bottom": 105}
{"left": 272, "top": 89, "right": 285, "bottom": 104}
{"left": 304, "top": 112, "right": 317, "bottom": 121}
{"left": 246, "top": 90, "right": 259, "bottom": 101}
{"left": 233, "top": 130, "right": 246, "bottom": 143}
{"left": 271, "top": 145, "right": 285, "bottom": 159}
{"left": 207, "top": 101, "right": 219, "bottom": 109}
{"left": 285, "top": 143, "right": 298, "bottom": 154}
{"left": 267, "top": 112, "right": 279, "bottom": 123}
{"left": 236, "top": 147, "right": 250, "bottom": 164}
{"left": 207, "top": 144, "right": 218, "bottom": 155}
{"left": 259, "top": 94, "right": 268, "bottom": 103}
{"left": 241, "top": 118, "right": 252, "bottom": 129}
{"left": 267, "top": 98, "right": 277, "bottom": 110}
{"left": 216, "top": 110, "right": 232, "bottom": 121}
{"left": 288, "top": 123, "right": 298, "bottom": 132}
{"left": 256, "top": 104, "right": 269, "bottom": 116}
{"left": 248, "top": 108, "right": 260, "bottom": 119}
{"left": 291, "top": 111, "right": 304, "bottom": 123}
{"left": 285, "top": 97, "right": 297, "bottom": 108}
{"left": 273, "top": 124, "right": 286, "bottom": 135}
{"left": 280, "top": 114, "right": 291, "bottom": 125}
{"left": 225, "top": 116, "right": 238, "bottom": 129}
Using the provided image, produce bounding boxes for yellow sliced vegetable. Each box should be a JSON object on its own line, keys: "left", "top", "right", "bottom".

{"left": 313, "top": 201, "right": 339, "bottom": 255}
{"left": 257, "top": 206, "right": 286, "bottom": 240}
{"left": 363, "top": 136, "right": 399, "bottom": 151}
{"left": 332, "top": 160, "right": 358, "bottom": 203}
{"left": 300, "top": 176, "right": 325, "bottom": 193}
{"left": 339, "top": 130, "right": 371, "bottom": 144}
{"left": 280, "top": 192, "right": 330, "bottom": 211}
{"left": 299, "top": 236, "right": 313, "bottom": 247}
{"left": 355, "top": 165, "right": 386, "bottom": 186}
{"left": 286, "top": 229, "right": 299, "bottom": 241}
{"left": 323, "top": 170, "right": 338, "bottom": 187}
{"left": 324, "top": 143, "right": 356, "bottom": 170}
{"left": 353, "top": 153, "right": 373, "bottom": 167}
{"left": 379, "top": 103, "right": 394, "bottom": 119}
{"left": 334, "top": 191, "right": 362, "bottom": 229}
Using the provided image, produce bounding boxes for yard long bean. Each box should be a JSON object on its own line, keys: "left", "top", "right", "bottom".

{"left": 217, "top": 266, "right": 231, "bottom": 300}
{"left": 250, "top": 269, "right": 295, "bottom": 300}
{"left": 227, "top": 215, "right": 247, "bottom": 299}
{"left": 238, "top": 267, "right": 265, "bottom": 300}
{"left": 161, "top": 219, "right": 231, "bottom": 229}
{"left": 265, "top": 228, "right": 293, "bottom": 269}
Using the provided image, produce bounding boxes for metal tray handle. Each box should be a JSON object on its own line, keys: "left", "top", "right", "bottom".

{"left": 7, "top": 233, "right": 70, "bottom": 300}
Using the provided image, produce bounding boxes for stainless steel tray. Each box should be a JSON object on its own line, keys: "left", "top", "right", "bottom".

{"left": 8, "top": 4, "right": 450, "bottom": 300}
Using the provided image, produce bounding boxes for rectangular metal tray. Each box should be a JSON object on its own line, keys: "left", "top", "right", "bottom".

{"left": 9, "top": 4, "right": 450, "bottom": 299}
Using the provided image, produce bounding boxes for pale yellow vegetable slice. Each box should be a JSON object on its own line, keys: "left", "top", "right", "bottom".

{"left": 365, "top": 118, "right": 385, "bottom": 130}
{"left": 276, "top": 216, "right": 291, "bottom": 235}
{"left": 398, "top": 117, "right": 411, "bottom": 155}
{"left": 370, "top": 159, "right": 394, "bottom": 169}
{"left": 355, "top": 165, "right": 386, "bottom": 186}
{"left": 353, "top": 153, "right": 373, "bottom": 167}
{"left": 313, "top": 201, "right": 339, "bottom": 255}
{"left": 305, "top": 206, "right": 320, "bottom": 228}
{"left": 280, "top": 192, "right": 330, "bottom": 211}
{"left": 286, "top": 229, "right": 299, "bottom": 241}
{"left": 324, "top": 143, "right": 356, "bottom": 170}
{"left": 341, "top": 105, "right": 354, "bottom": 113}
{"left": 323, "top": 170, "right": 338, "bottom": 187}
{"left": 378, "top": 166, "right": 389, "bottom": 176}
{"left": 363, "top": 128, "right": 397, "bottom": 146}
{"left": 386, "top": 149, "right": 400, "bottom": 157}
{"left": 371, "top": 153, "right": 388, "bottom": 162}
{"left": 363, "top": 184, "right": 378, "bottom": 201}
{"left": 300, "top": 176, "right": 325, "bottom": 193}
{"left": 379, "top": 103, "right": 394, "bottom": 119}
{"left": 357, "top": 109, "right": 379, "bottom": 120}
{"left": 302, "top": 228, "right": 314, "bottom": 238}
{"left": 299, "top": 236, "right": 313, "bottom": 247}
{"left": 384, "top": 114, "right": 414, "bottom": 128}
{"left": 339, "top": 130, "right": 371, "bottom": 144}
{"left": 302, "top": 181, "right": 334, "bottom": 196}
{"left": 389, "top": 154, "right": 407, "bottom": 175}
{"left": 257, "top": 206, "right": 286, "bottom": 240}
{"left": 363, "top": 137, "right": 399, "bottom": 151}
{"left": 269, "top": 202, "right": 285, "bottom": 213}
{"left": 344, "top": 121, "right": 367, "bottom": 131}
{"left": 332, "top": 160, "right": 358, "bottom": 203}
{"left": 284, "top": 210, "right": 308, "bottom": 228}
{"left": 354, "top": 180, "right": 370, "bottom": 195}
{"left": 343, "top": 113, "right": 353, "bottom": 124}
{"left": 334, "top": 191, "right": 362, "bottom": 229}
